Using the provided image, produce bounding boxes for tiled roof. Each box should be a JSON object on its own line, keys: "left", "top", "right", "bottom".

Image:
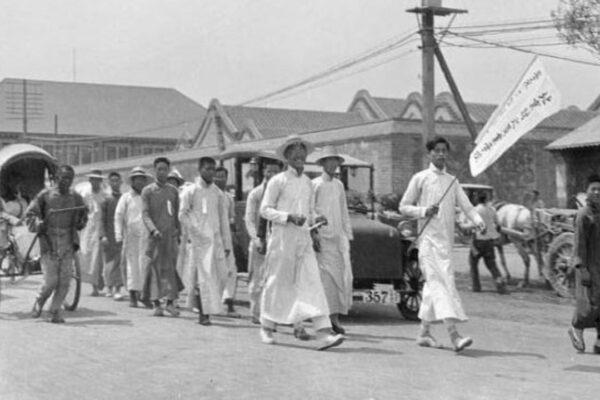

{"left": 547, "top": 114, "right": 600, "bottom": 150}
{"left": 0, "top": 78, "right": 206, "bottom": 139}
{"left": 369, "top": 94, "right": 597, "bottom": 130}
{"left": 222, "top": 105, "right": 365, "bottom": 138}
{"left": 370, "top": 97, "right": 407, "bottom": 119}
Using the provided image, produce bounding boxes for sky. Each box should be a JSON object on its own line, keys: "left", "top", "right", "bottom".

{"left": 1, "top": 0, "right": 599, "bottom": 112}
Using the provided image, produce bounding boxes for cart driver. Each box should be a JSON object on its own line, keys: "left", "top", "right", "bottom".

{"left": 27, "top": 165, "right": 88, "bottom": 323}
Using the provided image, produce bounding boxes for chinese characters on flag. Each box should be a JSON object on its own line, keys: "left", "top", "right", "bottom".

{"left": 469, "top": 57, "right": 561, "bottom": 177}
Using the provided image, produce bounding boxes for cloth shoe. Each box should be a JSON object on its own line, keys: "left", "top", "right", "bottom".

{"left": 331, "top": 323, "right": 346, "bottom": 335}
{"left": 316, "top": 333, "right": 344, "bottom": 351}
{"left": 495, "top": 278, "right": 508, "bottom": 295}
{"left": 594, "top": 339, "right": 600, "bottom": 355}
{"left": 48, "top": 311, "right": 65, "bottom": 324}
{"left": 260, "top": 327, "right": 276, "bottom": 345}
{"left": 294, "top": 327, "right": 311, "bottom": 341}
{"left": 198, "top": 315, "right": 211, "bottom": 326}
{"left": 416, "top": 334, "right": 440, "bottom": 348}
{"left": 129, "top": 291, "right": 138, "bottom": 308}
{"left": 113, "top": 291, "right": 124, "bottom": 301}
{"left": 451, "top": 335, "right": 473, "bottom": 352}
{"left": 568, "top": 326, "right": 585, "bottom": 352}
{"left": 153, "top": 306, "right": 164, "bottom": 317}
{"left": 164, "top": 303, "right": 180, "bottom": 317}
{"left": 251, "top": 316, "right": 261, "bottom": 325}
{"left": 31, "top": 297, "right": 45, "bottom": 318}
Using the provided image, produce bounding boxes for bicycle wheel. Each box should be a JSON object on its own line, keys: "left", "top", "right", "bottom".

{"left": 63, "top": 253, "right": 81, "bottom": 311}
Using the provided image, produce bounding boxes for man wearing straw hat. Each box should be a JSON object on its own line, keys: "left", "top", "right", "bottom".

{"left": 80, "top": 169, "right": 108, "bottom": 297}
{"left": 399, "top": 136, "right": 485, "bottom": 352}
{"left": 259, "top": 134, "right": 344, "bottom": 351}
{"left": 312, "top": 145, "right": 353, "bottom": 335}
{"left": 115, "top": 166, "right": 151, "bottom": 308}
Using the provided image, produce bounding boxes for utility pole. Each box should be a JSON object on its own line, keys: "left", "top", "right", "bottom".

{"left": 407, "top": 1, "right": 467, "bottom": 165}
{"left": 22, "top": 79, "right": 28, "bottom": 142}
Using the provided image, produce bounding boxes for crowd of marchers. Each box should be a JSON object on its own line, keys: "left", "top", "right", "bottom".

{"left": 19, "top": 133, "right": 600, "bottom": 354}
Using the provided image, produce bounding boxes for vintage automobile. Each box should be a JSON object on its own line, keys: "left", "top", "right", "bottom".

{"left": 0, "top": 144, "right": 82, "bottom": 311}
{"left": 217, "top": 145, "right": 424, "bottom": 320}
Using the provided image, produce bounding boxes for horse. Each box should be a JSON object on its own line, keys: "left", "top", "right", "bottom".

{"left": 494, "top": 203, "right": 544, "bottom": 287}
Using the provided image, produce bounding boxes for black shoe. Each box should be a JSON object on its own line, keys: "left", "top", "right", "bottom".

{"left": 594, "top": 345, "right": 600, "bottom": 354}
{"left": 31, "top": 297, "right": 44, "bottom": 318}
{"left": 332, "top": 323, "right": 346, "bottom": 335}
{"left": 129, "top": 291, "right": 138, "bottom": 308}
{"left": 199, "top": 315, "right": 211, "bottom": 326}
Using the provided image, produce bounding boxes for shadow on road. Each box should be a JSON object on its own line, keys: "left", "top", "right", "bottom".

{"left": 63, "top": 307, "right": 118, "bottom": 319}
{"left": 346, "top": 332, "right": 414, "bottom": 343}
{"left": 564, "top": 365, "right": 600, "bottom": 374}
{"left": 456, "top": 348, "right": 546, "bottom": 359}
{"left": 66, "top": 318, "right": 134, "bottom": 327}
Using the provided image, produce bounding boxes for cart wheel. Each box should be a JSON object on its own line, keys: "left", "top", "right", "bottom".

{"left": 546, "top": 232, "right": 575, "bottom": 298}
{"left": 397, "top": 254, "right": 423, "bottom": 321}
{"left": 63, "top": 254, "right": 81, "bottom": 311}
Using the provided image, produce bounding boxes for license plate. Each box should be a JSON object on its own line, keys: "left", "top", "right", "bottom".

{"left": 354, "top": 287, "right": 400, "bottom": 305}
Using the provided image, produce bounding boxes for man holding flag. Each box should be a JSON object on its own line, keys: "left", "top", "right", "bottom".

{"left": 400, "top": 136, "right": 485, "bottom": 352}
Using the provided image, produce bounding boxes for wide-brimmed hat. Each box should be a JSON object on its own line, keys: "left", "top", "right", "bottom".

{"left": 85, "top": 169, "right": 105, "bottom": 179}
{"left": 167, "top": 169, "right": 185, "bottom": 185}
{"left": 276, "top": 134, "right": 315, "bottom": 160}
{"left": 129, "top": 166, "right": 150, "bottom": 180}
{"left": 314, "top": 145, "right": 345, "bottom": 165}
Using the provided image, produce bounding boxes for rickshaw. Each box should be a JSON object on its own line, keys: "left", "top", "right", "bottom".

{"left": 217, "top": 144, "right": 424, "bottom": 321}
{"left": 0, "top": 144, "right": 82, "bottom": 311}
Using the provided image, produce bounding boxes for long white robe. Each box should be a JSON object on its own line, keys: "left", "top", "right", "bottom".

{"left": 114, "top": 190, "right": 147, "bottom": 292}
{"left": 179, "top": 179, "right": 231, "bottom": 315}
{"left": 176, "top": 182, "right": 193, "bottom": 291}
{"left": 313, "top": 173, "right": 353, "bottom": 315}
{"left": 399, "top": 163, "right": 482, "bottom": 323}
{"left": 244, "top": 182, "right": 267, "bottom": 318}
{"left": 260, "top": 168, "right": 330, "bottom": 324}
{"left": 221, "top": 190, "right": 237, "bottom": 300}
{"left": 80, "top": 189, "right": 106, "bottom": 288}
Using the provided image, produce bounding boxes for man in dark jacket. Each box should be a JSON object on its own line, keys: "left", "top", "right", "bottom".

{"left": 568, "top": 174, "right": 600, "bottom": 354}
{"left": 28, "top": 165, "right": 88, "bottom": 323}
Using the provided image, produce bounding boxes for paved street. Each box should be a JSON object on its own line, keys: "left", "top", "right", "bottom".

{"left": 0, "top": 245, "right": 598, "bottom": 400}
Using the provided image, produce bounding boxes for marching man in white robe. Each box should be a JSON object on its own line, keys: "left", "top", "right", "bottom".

{"left": 399, "top": 136, "right": 485, "bottom": 352}
{"left": 80, "top": 169, "right": 107, "bottom": 296}
{"left": 312, "top": 145, "right": 353, "bottom": 335}
{"left": 245, "top": 159, "right": 282, "bottom": 324}
{"left": 115, "top": 166, "right": 150, "bottom": 308}
{"left": 259, "top": 135, "right": 344, "bottom": 351}
{"left": 179, "top": 157, "right": 231, "bottom": 326}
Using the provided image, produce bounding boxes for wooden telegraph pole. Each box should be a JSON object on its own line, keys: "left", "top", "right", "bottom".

{"left": 407, "top": 1, "right": 467, "bottom": 165}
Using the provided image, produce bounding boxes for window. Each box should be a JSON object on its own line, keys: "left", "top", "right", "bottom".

{"left": 118, "top": 146, "right": 130, "bottom": 159}
{"left": 80, "top": 146, "right": 93, "bottom": 164}
{"left": 68, "top": 145, "right": 79, "bottom": 165}
{"left": 106, "top": 145, "right": 117, "bottom": 161}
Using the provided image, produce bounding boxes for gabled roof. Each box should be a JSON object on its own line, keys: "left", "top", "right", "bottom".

{"left": 547, "top": 114, "right": 600, "bottom": 151}
{"left": 222, "top": 105, "right": 365, "bottom": 139}
{"left": 0, "top": 78, "right": 206, "bottom": 140}
{"left": 356, "top": 90, "right": 597, "bottom": 130}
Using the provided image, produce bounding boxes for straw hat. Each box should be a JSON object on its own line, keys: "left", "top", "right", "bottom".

{"left": 129, "top": 166, "right": 150, "bottom": 180}
{"left": 167, "top": 169, "right": 185, "bottom": 185}
{"left": 85, "top": 169, "right": 105, "bottom": 179}
{"left": 314, "top": 145, "right": 345, "bottom": 165}
{"left": 276, "top": 134, "right": 315, "bottom": 160}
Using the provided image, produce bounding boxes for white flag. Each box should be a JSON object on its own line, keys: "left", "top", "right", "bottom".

{"left": 469, "top": 57, "right": 561, "bottom": 177}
